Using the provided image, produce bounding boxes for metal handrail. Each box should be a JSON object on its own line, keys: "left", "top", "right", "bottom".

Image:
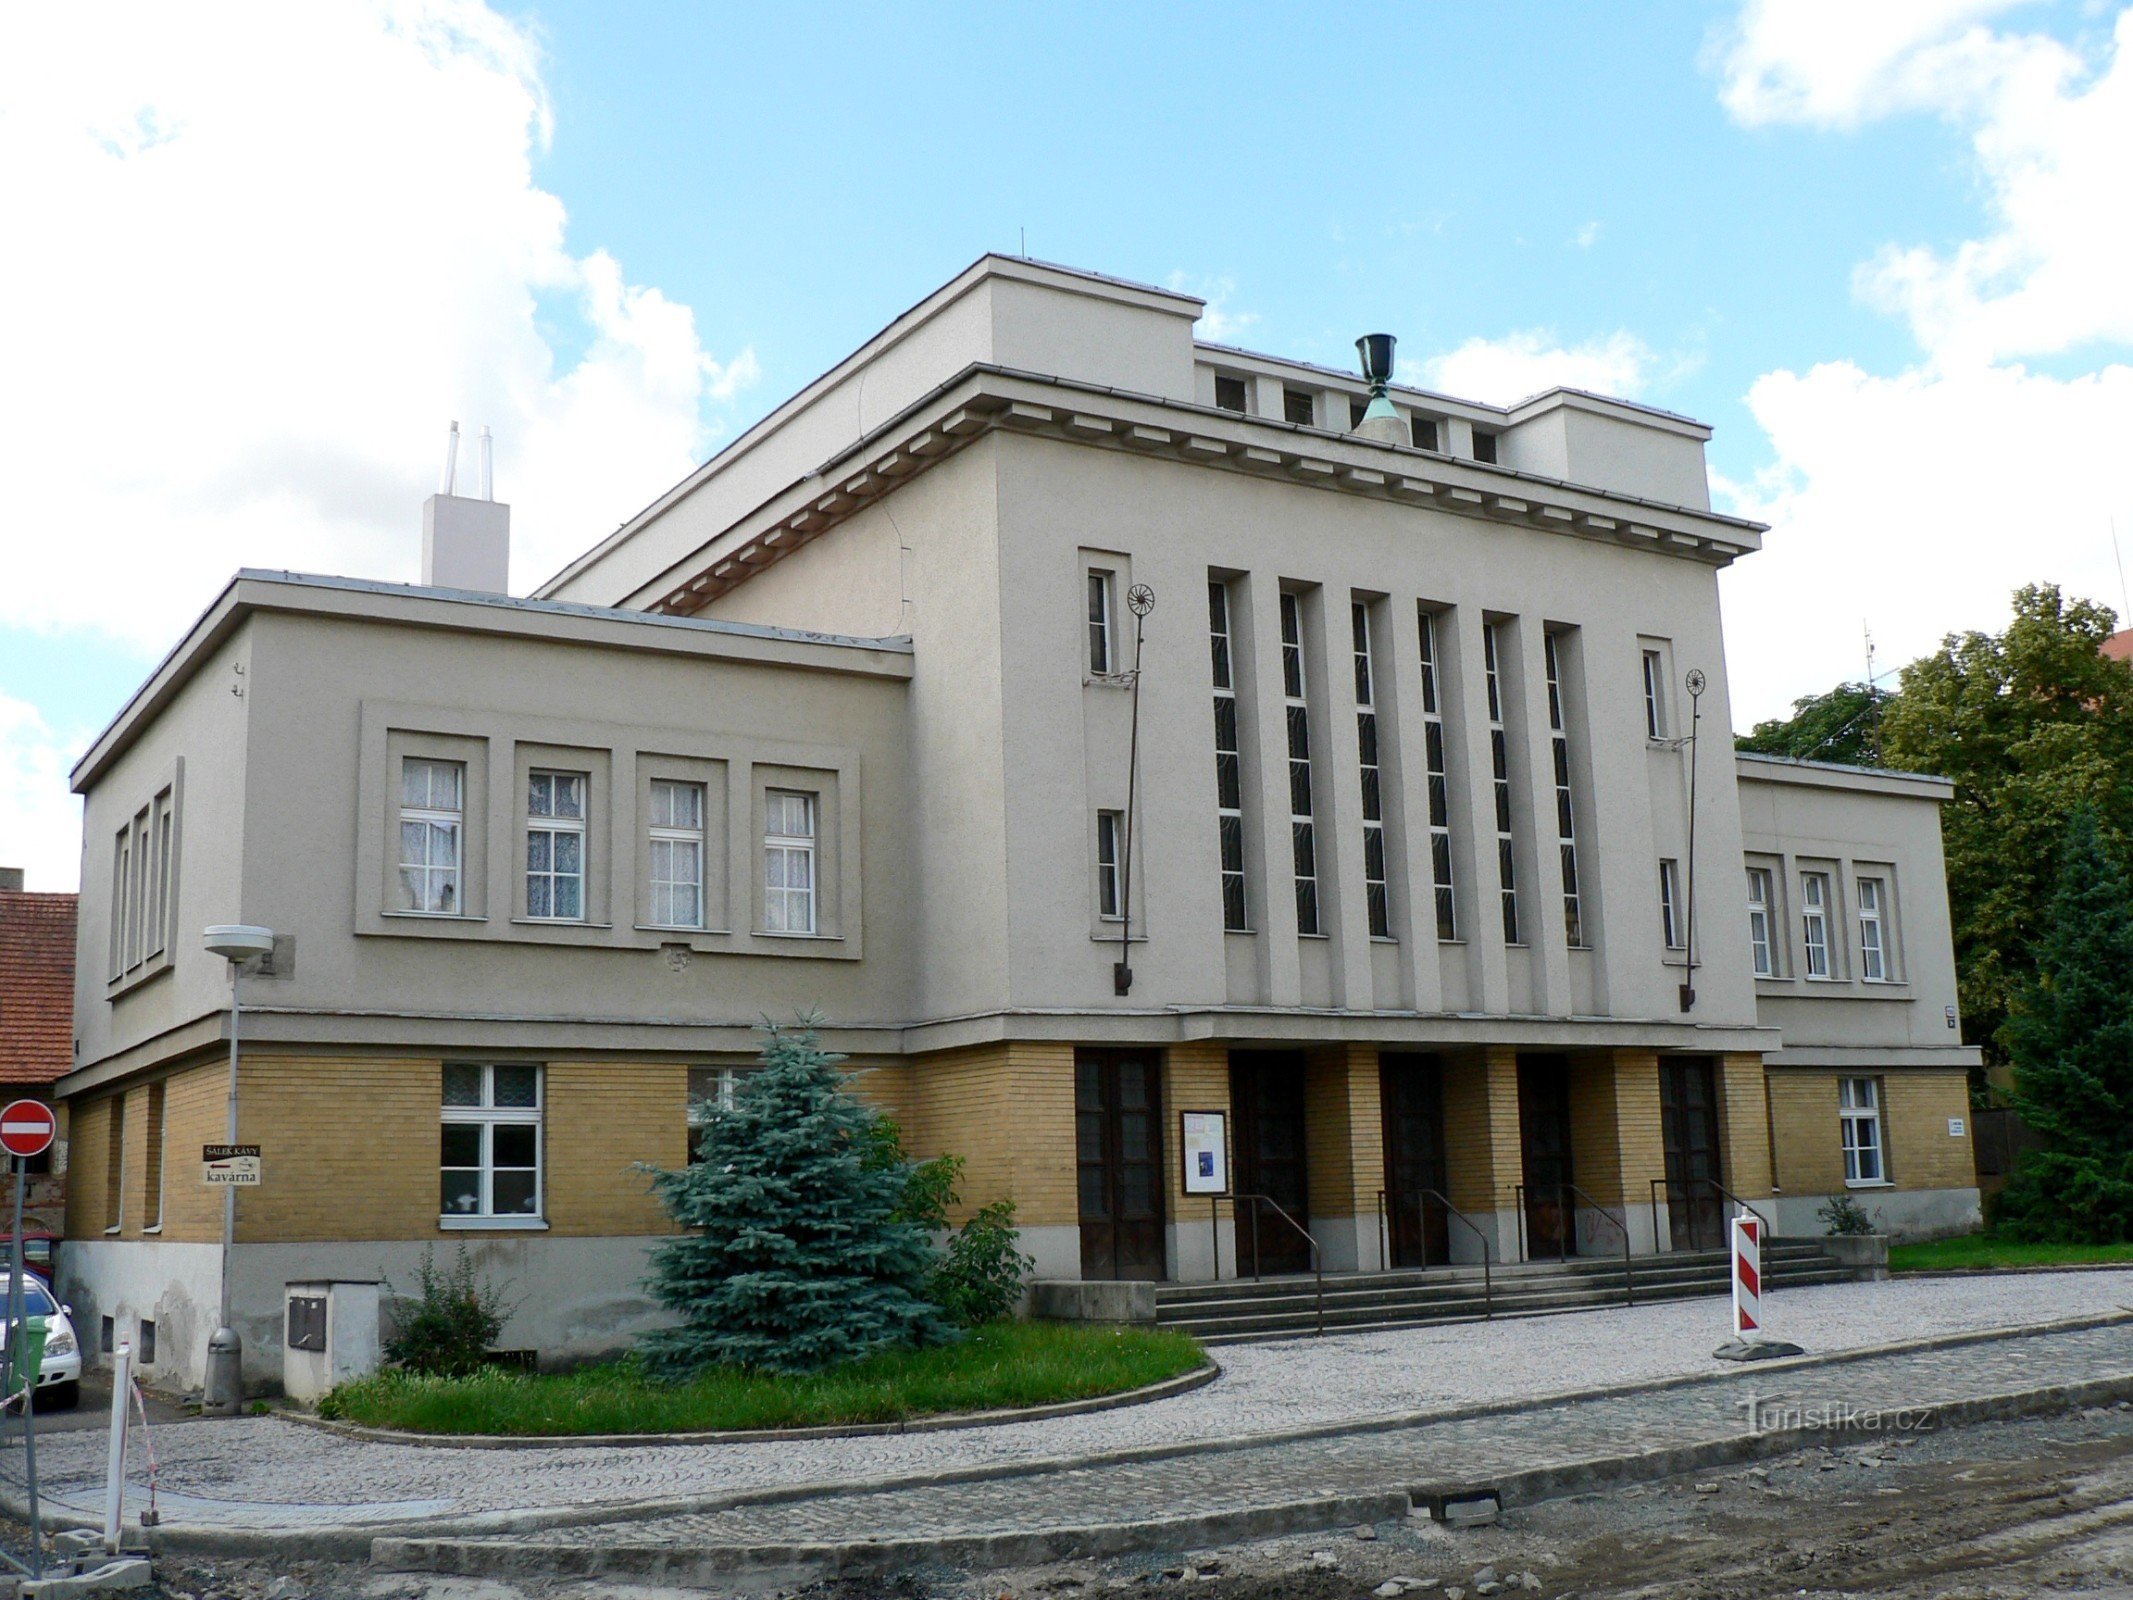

{"left": 1648, "top": 1175, "right": 1773, "bottom": 1251}
{"left": 1375, "top": 1187, "right": 1493, "bottom": 1320}
{"left": 1513, "top": 1180, "right": 1636, "bottom": 1305}
{"left": 1234, "top": 1192, "right": 1323, "bottom": 1337}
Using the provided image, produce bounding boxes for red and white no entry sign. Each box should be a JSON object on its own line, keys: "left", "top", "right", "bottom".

{"left": 0, "top": 1100, "right": 56, "bottom": 1160}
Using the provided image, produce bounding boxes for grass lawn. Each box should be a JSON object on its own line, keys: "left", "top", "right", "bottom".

{"left": 316, "top": 1320, "right": 1207, "bottom": 1436}
{"left": 1890, "top": 1233, "right": 2133, "bottom": 1273}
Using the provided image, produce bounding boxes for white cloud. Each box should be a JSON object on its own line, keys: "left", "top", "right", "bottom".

{"left": 1407, "top": 329, "right": 1657, "bottom": 407}
{"left": 0, "top": 697, "right": 84, "bottom": 893}
{"left": 0, "top": 0, "right": 753, "bottom": 656}
{"left": 1169, "top": 271, "right": 1261, "bottom": 345}
{"left": 1573, "top": 221, "right": 1603, "bottom": 249}
{"left": 1713, "top": 4, "right": 2133, "bottom": 724}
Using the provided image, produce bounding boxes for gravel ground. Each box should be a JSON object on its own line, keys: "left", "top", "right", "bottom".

{"left": 19, "top": 1270, "right": 2133, "bottom": 1528}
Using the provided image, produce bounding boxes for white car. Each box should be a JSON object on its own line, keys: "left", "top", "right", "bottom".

{"left": 1, "top": 1274, "right": 81, "bottom": 1411}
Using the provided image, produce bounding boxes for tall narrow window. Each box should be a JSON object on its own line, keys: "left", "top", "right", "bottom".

{"left": 648, "top": 779, "right": 706, "bottom": 929}
{"left": 764, "top": 790, "right": 818, "bottom": 934}
{"left": 1858, "top": 876, "right": 1888, "bottom": 981}
{"left": 1281, "top": 592, "right": 1320, "bottom": 935}
{"left": 441, "top": 1063, "right": 542, "bottom": 1221}
{"left": 399, "top": 758, "right": 465, "bottom": 915}
{"left": 1484, "top": 621, "right": 1519, "bottom": 945}
{"left": 526, "top": 770, "right": 586, "bottom": 921}
{"left": 1087, "top": 569, "right": 1115, "bottom": 675}
{"left": 1418, "top": 609, "right": 1458, "bottom": 941}
{"left": 1353, "top": 602, "right": 1391, "bottom": 938}
{"left": 1802, "top": 871, "right": 1832, "bottom": 978}
{"left": 1096, "top": 809, "right": 1124, "bottom": 922}
{"left": 149, "top": 791, "right": 173, "bottom": 957}
{"left": 1840, "top": 1077, "right": 1885, "bottom": 1184}
{"left": 1209, "top": 581, "right": 1249, "bottom": 931}
{"left": 109, "top": 827, "right": 131, "bottom": 977}
{"left": 1659, "top": 858, "right": 1684, "bottom": 950}
{"left": 1545, "top": 633, "right": 1583, "bottom": 947}
{"left": 1746, "top": 866, "right": 1775, "bottom": 977}
{"left": 104, "top": 1096, "right": 125, "bottom": 1232}
{"left": 143, "top": 1082, "right": 166, "bottom": 1231}
{"left": 1642, "top": 649, "right": 1668, "bottom": 739}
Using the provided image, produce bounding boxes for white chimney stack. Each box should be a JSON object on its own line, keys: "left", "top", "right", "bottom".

{"left": 422, "top": 421, "right": 510, "bottom": 594}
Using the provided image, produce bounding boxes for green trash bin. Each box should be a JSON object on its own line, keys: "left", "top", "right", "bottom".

{"left": 8, "top": 1314, "right": 47, "bottom": 1404}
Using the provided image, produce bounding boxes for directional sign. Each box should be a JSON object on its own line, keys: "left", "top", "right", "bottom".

{"left": 0, "top": 1101, "right": 56, "bottom": 1161}
{"left": 203, "top": 1144, "right": 262, "bottom": 1186}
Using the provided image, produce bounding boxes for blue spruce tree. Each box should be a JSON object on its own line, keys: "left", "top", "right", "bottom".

{"left": 640, "top": 1023, "right": 953, "bottom": 1376}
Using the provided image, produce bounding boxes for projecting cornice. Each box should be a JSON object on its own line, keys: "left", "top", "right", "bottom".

{"left": 633, "top": 364, "right": 1768, "bottom": 616}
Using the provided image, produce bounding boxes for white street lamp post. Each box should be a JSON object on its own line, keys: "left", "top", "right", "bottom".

{"left": 202, "top": 924, "right": 273, "bottom": 1416}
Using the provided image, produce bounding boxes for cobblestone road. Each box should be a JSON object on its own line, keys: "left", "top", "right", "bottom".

{"left": 10, "top": 1270, "right": 2133, "bottom": 1533}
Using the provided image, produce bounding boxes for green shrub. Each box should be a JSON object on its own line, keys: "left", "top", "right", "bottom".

{"left": 1819, "top": 1192, "right": 1878, "bottom": 1236}
{"left": 932, "top": 1198, "right": 1033, "bottom": 1325}
{"left": 384, "top": 1246, "right": 511, "bottom": 1377}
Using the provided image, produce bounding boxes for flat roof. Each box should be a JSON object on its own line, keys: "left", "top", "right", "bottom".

{"left": 1735, "top": 749, "right": 1955, "bottom": 797}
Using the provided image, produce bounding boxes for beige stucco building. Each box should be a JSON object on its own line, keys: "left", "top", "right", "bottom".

{"left": 61, "top": 256, "right": 1980, "bottom": 1387}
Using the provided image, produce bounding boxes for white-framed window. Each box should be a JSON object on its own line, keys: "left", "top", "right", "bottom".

{"left": 1209, "top": 579, "right": 1249, "bottom": 931}
{"left": 1096, "top": 809, "right": 1125, "bottom": 921}
{"left": 687, "top": 1065, "right": 739, "bottom": 1163}
{"left": 1747, "top": 866, "right": 1775, "bottom": 977}
{"left": 1642, "top": 649, "right": 1668, "bottom": 739}
{"left": 1858, "top": 875, "right": 1889, "bottom": 981}
{"left": 1802, "top": 870, "right": 1833, "bottom": 979}
{"left": 1659, "top": 857, "right": 1685, "bottom": 950}
{"left": 1545, "top": 632, "right": 1583, "bottom": 947}
{"left": 1840, "top": 1076, "right": 1886, "bottom": 1185}
{"left": 525, "top": 770, "right": 587, "bottom": 921}
{"left": 648, "top": 778, "right": 706, "bottom": 929}
{"left": 1485, "top": 621, "right": 1519, "bottom": 945}
{"left": 1281, "top": 591, "right": 1320, "bottom": 935}
{"left": 764, "top": 789, "right": 818, "bottom": 934}
{"left": 1087, "top": 568, "right": 1116, "bottom": 676}
{"left": 1418, "top": 608, "right": 1458, "bottom": 941}
{"left": 109, "top": 826, "right": 132, "bottom": 978}
{"left": 399, "top": 757, "right": 466, "bottom": 915}
{"left": 1353, "top": 600, "right": 1391, "bottom": 939}
{"left": 440, "top": 1063, "right": 542, "bottom": 1223}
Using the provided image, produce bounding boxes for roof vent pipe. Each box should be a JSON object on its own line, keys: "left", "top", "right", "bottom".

{"left": 1353, "top": 334, "right": 1406, "bottom": 446}
{"left": 422, "top": 421, "right": 510, "bottom": 594}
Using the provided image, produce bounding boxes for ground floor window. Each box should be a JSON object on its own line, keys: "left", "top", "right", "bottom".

{"left": 1840, "top": 1076, "right": 1886, "bottom": 1185}
{"left": 441, "top": 1063, "right": 543, "bottom": 1223}
{"left": 687, "top": 1065, "right": 740, "bottom": 1162}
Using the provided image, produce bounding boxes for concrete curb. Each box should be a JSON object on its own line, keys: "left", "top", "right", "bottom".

{"left": 372, "top": 1369, "right": 2133, "bottom": 1583}
{"left": 10, "top": 1310, "right": 2129, "bottom": 1562}
{"left": 282, "top": 1359, "right": 1221, "bottom": 1450}
{"left": 1895, "top": 1262, "right": 2133, "bottom": 1279}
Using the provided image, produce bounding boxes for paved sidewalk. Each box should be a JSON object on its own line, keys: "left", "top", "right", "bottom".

{"left": 3, "top": 1270, "right": 2130, "bottom": 1546}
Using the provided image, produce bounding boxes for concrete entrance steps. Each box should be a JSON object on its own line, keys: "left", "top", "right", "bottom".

{"left": 1155, "top": 1237, "right": 1851, "bottom": 1344}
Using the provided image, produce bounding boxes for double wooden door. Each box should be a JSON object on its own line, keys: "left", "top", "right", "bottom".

{"left": 1518, "top": 1055, "right": 1576, "bottom": 1258}
{"left": 1229, "top": 1051, "right": 1312, "bottom": 1275}
{"left": 1660, "top": 1058, "right": 1725, "bottom": 1251}
{"left": 1076, "top": 1049, "right": 1164, "bottom": 1281}
{"left": 1381, "top": 1053, "right": 1450, "bottom": 1268}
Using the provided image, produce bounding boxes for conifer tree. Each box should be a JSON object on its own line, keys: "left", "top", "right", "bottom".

{"left": 639, "top": 1023, "right": 952, "bottom": 1376}
{"left": 1996, "top": 809, "right": 2133, "bottom": 1243}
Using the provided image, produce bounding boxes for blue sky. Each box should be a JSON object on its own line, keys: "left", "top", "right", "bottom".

{"left": 4, "top": 0, "right": 2131, "bottom": 887}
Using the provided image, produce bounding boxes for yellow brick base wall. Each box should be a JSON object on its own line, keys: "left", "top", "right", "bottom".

{"left": 1769, "top": 1068, "right": 1977, "bottom": 1197}
{"left": 897, "top": 1042, "right": 1078, "bottom": 1229}
{"left": 1304, "top": 1043, "right": 1382, "bottom": 1218}
{"left": 1443, "top": 1046, "right": 1521, "bottom": 1218}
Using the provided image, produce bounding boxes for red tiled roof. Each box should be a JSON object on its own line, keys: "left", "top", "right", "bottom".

{"left": 0, "top": 891, "right": 76, "bottom": 1085}
{"left": 2105, "top": 630, "right": 2133, "bottom": 662}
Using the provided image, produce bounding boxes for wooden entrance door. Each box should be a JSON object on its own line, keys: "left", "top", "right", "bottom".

{"left": 1381, "top": 1053, "right": 1450, "bottom": 1268}
{"left": 1660, "top": 1058, "right": 1724, "bottom": 1251}
{"left": 1229, "top": 1051, "right": 1311, "bottom": 1275}
{"left": 1518, "top": 1055, "right": 1575, "bottom": 1258}
{"left": 1076, "top": 1049, "right": 1164, "bottom": 1281}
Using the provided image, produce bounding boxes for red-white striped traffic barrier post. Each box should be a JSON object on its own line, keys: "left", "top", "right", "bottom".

{"left": 1731, "top": 1213, "right": 1762, "bottom": 1338}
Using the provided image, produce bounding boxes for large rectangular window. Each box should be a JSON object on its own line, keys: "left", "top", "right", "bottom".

{"left": 1747, "top": 866, "right": 1775, "bottom": 977}
{"left": 1418, "top": 609, "right": 1458, "bottom": 941}
{"left": 1840, "top": 1077, "right": 1886, "bottom": 1185}
{"left": 1087, "top": 569, "right": 1116, "bottom": 675}
{"left": 1802, "top": 870, "right": 1833, "bottom": 978}
{"left": 1096, "top": 809, "right": 1125, "bottom": 922}
{"left": 525, "top": 770, "right": 587, "bottom": 921}
{"left": 648, "top": 779, "right": 706, "bottom": 929}
{"left": 1545, "top": 633, "right": 1583, "bottom": 947}
{"left": 399, "top": 758, "right": 465, "bottom": 915}
{"left": 1659, "top": 857, "right": 1685, "bottom": 950}
{"left": 764, "top": 790, "right": 818, "bottom": 934}
{"left": 1209, "top": 581, "right": 1249, "bottom": 931}
{"left": 1858, "top": 875, "right": 1889, "bottom": 981}
{"left": 1484, "top": 621, "right": 1519, "bottom": 945}
{"left": 1281, "top": 592, "right": 1320, "bottom": 935}
{"left": 1353, "top": 601, "right": 1391, "bottom": 939}
{"left": 441, "top": 1063, "right": 542, "bottom": 1222}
